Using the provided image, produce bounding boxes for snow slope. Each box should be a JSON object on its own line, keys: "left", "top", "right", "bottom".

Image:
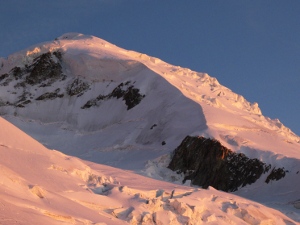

{"left": 0, "top": 33, "right": 299, "bottom": 222}
{"left": 0, "top": 116, "right": 298, "bottom": 224}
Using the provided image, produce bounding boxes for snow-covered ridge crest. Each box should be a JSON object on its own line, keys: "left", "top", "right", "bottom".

{"left": 0, "top": 33, "right": 299, "bottom": 140}
{"left": 0, "top": 32, "right": 279, "bottom": 117}
{"left": 0, "top": 32, "right": 299, "bottom": 143}
{"left": 67, "top": 33, "right": 257, "bottom": 118}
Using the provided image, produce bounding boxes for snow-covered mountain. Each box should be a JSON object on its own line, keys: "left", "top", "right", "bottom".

{"left": 0, "top": 33, "right": 299, "bottom": 223}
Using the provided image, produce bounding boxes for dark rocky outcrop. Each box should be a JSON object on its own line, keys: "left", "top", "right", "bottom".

{"left": 11, "top": 67, "right": 23, "bottom": 79}
{"left": 0, "top": 73, "right": 8, "bottom": 82}
{"left": 168, "top": 136, "right": 285, "bottom": 192}
{"left": 25, "top": 52, "right": 64, "bottom": 85}
{"left": 111, "top": 82, "right": 145, "bottom": 110}
{"left": 66, "top": 78, "right": 89, "bottom": 96}
{"left": 36, "top": 89, "right": 64, "bottom": 101}
{"left": 14, "top": 81, "right": 26, "bottom": 89}
{"left": 0, "top": 51, "right": 68, "bottom": 108}
{"left": 0, "top": 51, "right": 65, "bottom": 88}
{"left": 15, "top": 92, "right": 33, "bottom": 108}
{"left": 52, "top": 51, "right": 63, "bottom": 61}
{"left": 0, "top": 75, "right": 12, "bottom": 86}
{"left": 1, "top": 52, "right": 144, "bottom": 112}
{"left": 82, "top": 81, "right": 144, "bottom": 110}
{"left": 16, "top": 100, "right": 32, "bottom": 108}
{"left": 265, "top": 167, "right": 287, "bottom": 183}
{"left": 150, "top": 124, "right": 157, "bottom": 129}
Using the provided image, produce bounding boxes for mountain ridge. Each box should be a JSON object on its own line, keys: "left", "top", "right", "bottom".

{"left": 0, "top": 32, "right": 299, "bottom": 167}
{"left": 0, "top": 33, "right": 298, "bottom": 137}
{"left": 0, "top": 32, "right": 299, "bottom": 223}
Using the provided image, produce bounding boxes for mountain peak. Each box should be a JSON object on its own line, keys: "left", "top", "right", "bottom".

{"left": 56, "top": 32, "right": 89, "bottom": 40}
{"left": 0, "top": 33, "right": 299, "bottom": 145}
{"left": 0, "top": 33, "right": 299, "bottom": 223}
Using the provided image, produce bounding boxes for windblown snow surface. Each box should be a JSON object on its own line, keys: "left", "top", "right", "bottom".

{"left": 0, "top": 33, "right": 299, "bottom": 224}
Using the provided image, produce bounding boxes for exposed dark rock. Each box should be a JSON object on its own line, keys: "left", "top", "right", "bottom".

{"left": 16, "top": 100, "right": 32, "bottom": 108}
{"left": 17, "top": 92, "right": 30, "bottom": 103}
{"left": 150, "top": 124, "right": 157, "bottom": 129}
{"left": 11, "top": 67, "right": 23, "bottom": 79}
{"left": 66, "top": 78, "right": 89, "bottom": 96}
{"left": 17, "top": 97, "right": 27, "bottom": 104}
{"left": 1, "top": 80, "right": 11, "bottom": 86}
{"left": 52, "top": 50, "right": 63, "bottom": 61}
{"left": 81, "top": 99, "right": 98, "bottom": 109}
{"left": 82, "top": 81, "right": 144, "bottom": 110}
{"left": 265, "top": 167, "right": 287, "bottom": 183}
{"left": 168, "top": 136, "right": 275, "bottom": 192}
{"left": 23, "top": 100, "right": 32, "bottom": 104}
{"left": 123, "top": 87, "right": 145, "bottom": 110}
{"left": 0, "top": 73, "right": 8, "bottom": 82}
{"left": 111, "top": 83, "right": 144, "bottom": 109}
{"left": 0, "top": 51, "right": 64, "bottom": 88}
{"left": 82, "top": 93, "right": 108, "bottom": 109}
{"left": 4, "top": 101, "right": 12, "bottom": 106}
{"left": 13, "top": 92, "right": 32, "bottom": 107}
{"left": 14, "top": 82, "right": 26, "bottom": 89}
{"left": 110, "top": 83, "right": 126, "bottom": 99}
{"left": 36, "top": 89, "right": 64, "bottom": 101}
{"left": 0, "top": 98, "right": 6, "bottom": 107}
{"left": 25, "top": 52, "right": 64, "bottom": 85}
{"left": 13, "top": 92, "right": 33, "bottom": 107}
{"left": 0, "top": 67, "right": 23, "bottom": 86}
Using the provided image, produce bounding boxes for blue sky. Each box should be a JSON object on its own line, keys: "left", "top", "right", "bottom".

{"left": 0, "top": 0, "right": 299, "bottom": 135}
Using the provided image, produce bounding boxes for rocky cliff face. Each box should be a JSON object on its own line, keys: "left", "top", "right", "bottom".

{"left": 168, "top": 136, "right": 287, "bottom": 192}
{"left": 81, "top": 81, "right": 145, "bottom": 110}
{"left": 0, "top": 51, "right": 65, "bottom": 107}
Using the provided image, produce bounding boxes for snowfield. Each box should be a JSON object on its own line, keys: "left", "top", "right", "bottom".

{"left": 0, "top": 117, "right": 298, "bottom": 224}
{"left": 0, "top": 33, "right": 299, "bottom": 224}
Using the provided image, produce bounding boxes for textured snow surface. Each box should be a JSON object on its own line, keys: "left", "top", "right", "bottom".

{"left": 0, "top": 33, "right": 299, "bottom": 224}
{"left": 0, "top": 117, "right": 298, "bottom": 224}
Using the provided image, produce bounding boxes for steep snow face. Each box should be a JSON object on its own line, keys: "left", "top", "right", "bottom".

{"left": 0, "top": 34, "right": 207, "bottom": 151}
{"left": 0, "top": 33, "right": 298, "bottom": 131}
{"left": 0, "top": 117, "right": 298, "bottom": 224}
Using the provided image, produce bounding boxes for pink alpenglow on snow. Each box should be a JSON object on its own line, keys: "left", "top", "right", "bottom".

{"left": 0, "top": 33, "right": 299, "bottom": 224}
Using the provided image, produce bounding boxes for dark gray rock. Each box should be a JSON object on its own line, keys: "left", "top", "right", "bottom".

{"left": 265, "top": 167, "right": 287, "bottom": 183}
{"left": 11, "top": 67, "right": 23, "bottom": 79}
{"left": 0, "top": 51, "right": 65, "bottom": 88}
{"left": 16, "top": 100, "right": 32, "bottom": 108}
{"left": 36, "top": 89, "right": 64, "bottom": 101}
{"left": 15, "top": 92, "right": 33, "bottom": 107}
{"left": 14, "top": 82, "right": 26, "bottom": 89}
{"left": 168, "top": 136, "right": 282, "bottom": 192}
{"left": 82, "top": 81, "right": 144, "bottom": 110}
{"left": 66, "top": 78, "right": 89, "bottom": 96}
{"left": 0, "top": 73, "right": 9, "bottom": 82}
{"left": 25, "top": 52, "right": 63, "bottom": 85}
{"left": 150, "top": 124, "right": 157, "bottom": 129}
